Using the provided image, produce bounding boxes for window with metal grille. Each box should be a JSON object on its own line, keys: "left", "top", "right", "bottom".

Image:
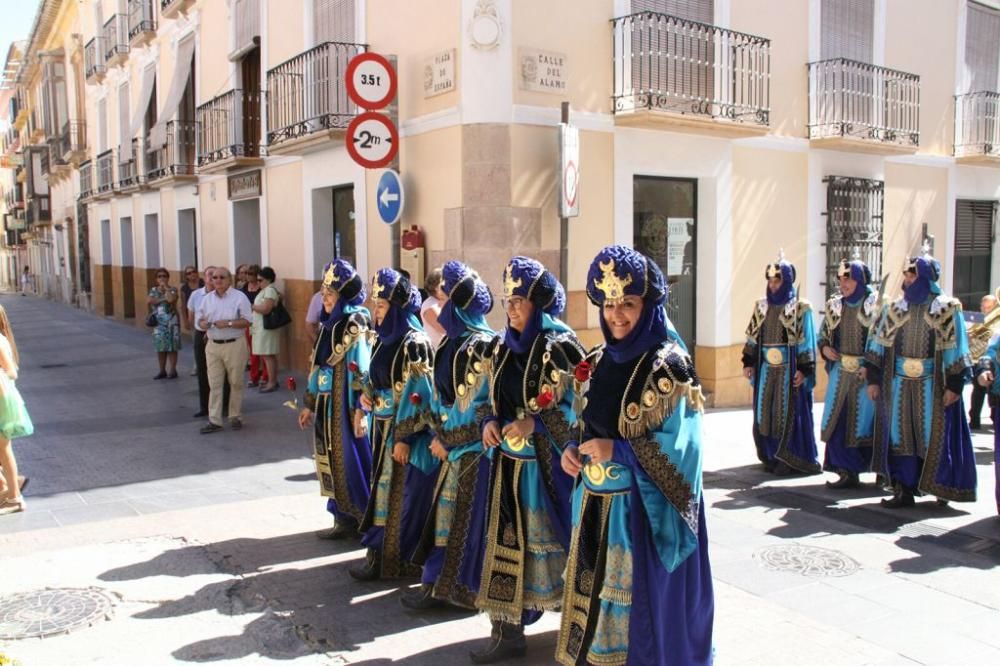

{"left": 823, "top": 175, "right": 884, "bottom": 300}
{"left": 953, "top": 199, "right": 996, "bottom": 310}
{"left": 629, "top": 0, "right": 715, "bottom": 102}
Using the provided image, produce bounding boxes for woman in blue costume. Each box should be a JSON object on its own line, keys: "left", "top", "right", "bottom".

{"left": 556, "top": 245, "right": 714, "bottom": 666}
{"left": 741, "top": 256, "right": 821, "bottom": 475}
{"left": 974, "top": 334, "right": 1000, "bottom": 516}
{"left": 865, "top": 252, "right": 977, "bottom": 508}
{"left": 472, "top": 256, "right": 585, "bottom": 664}
{"left": 297, "top": 259, "right": 373, "bottom": 539}
{"left": 818, "top": 259, "right": 878, "bottom": 489}
{"left": 405, "top": 261, "right": 498, "bottom": 610}
{"left": 351, "top": 268, "right": 440, "bottom": 580}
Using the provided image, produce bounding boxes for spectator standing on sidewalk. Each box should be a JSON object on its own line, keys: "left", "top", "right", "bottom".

{"left": 419, "top": 267, "right": 446, "bottom": 348}
{"left": 188, "top": 266, "right": 213, "bottom": 418}
{"left": 19, "top": 267, "right": 31, "bottom": 295}
{"left": 242, "top": 265, "right": 269, "bottom": 388}
{"left": 304, "top": 289, "right": 323, "bottom": 350}
{"left": 250, "top": 266, "right": 281, "bottom": 393}
{"left": 180, "top": 265, "right": 204, "bottom": 376}
{"left": 0, "top": 304, "right": 34, "bottom": 515}
{"left": 147, "top": 268, "right": 181, "bottom": 380}
{"left": 970, "top": 293, "right": 999, "bottom": 430}
{"left": 196, "top": 268, "right": 252, "bottom": 433}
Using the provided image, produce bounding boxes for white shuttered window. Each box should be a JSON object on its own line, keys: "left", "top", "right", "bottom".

{"left": 314, "top": 0, "right": 355, "bottom": 44}
{"left": 821, "top": 0, "right": 874, "bottom": 62}
{"left": 231, "top": 0, "right": 261, "bottom": 59}
{"left": 966, "top": 2, "right": 1000, "bottom": 93}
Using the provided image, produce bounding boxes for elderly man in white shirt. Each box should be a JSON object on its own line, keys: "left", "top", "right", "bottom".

{"left": 195, "top": 266, "right": 253, "bottom": 433}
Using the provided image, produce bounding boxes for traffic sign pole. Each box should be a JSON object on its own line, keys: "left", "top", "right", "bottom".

{"left": 559, "top": 102, "right": 569, "bottom": 286}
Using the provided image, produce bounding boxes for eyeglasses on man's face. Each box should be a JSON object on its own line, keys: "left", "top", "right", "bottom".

{"left": 212, "top": 275, "right": 230, "bottom": 281}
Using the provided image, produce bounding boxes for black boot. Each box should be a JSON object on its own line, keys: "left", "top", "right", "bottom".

{"left": 826, "top": 471, "right": 860, "bottom": 489}
{"left": 470, "top": 621, "right": 527, "bottom": 664}
{"left": 773, "top": 462, "right": 794, "bottom": 477}
{"left": 349, "top": 548, "right": 382, "bottom": 581}
{"left": 316, "top": 520, "right": 358, "bottom": 541}
{"left": 762, "top": 459, "right": 776, "bottom": 473}
{"left": 881, "top": 485, "right": 915, "bottom": 508}
{"left": 400, "top": 583, "right": 445, "bottom": 611}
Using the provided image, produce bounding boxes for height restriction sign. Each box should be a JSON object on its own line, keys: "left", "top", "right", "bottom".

{"left": 346, "top": 52, "right": 397, "bottom": 110}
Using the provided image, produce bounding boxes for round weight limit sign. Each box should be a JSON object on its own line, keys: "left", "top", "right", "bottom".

{"left": 346, "top": 53, "right": 397, "bottom": 110}
{"left": 346, "top": 112, "right": 399, "bottom": 169}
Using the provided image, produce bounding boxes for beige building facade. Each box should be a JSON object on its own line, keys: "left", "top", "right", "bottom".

{"left": 3, "top": 0, "right": 1000, "bottom": 404}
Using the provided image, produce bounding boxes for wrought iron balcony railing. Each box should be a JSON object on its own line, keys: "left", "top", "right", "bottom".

{"left": 808, "top": 58, "right": 919, "bottom": 146}
{"left": 96, "top": 149, "right": 115, "bottom": 194}
{"left": 85, "top": 37, "right": 107, "bottom": 80}
{"left": 118, "top": 138, "right": 142, "bottom": 189}
{"left": 103, "top": 14, "right": 129, "bottom": 63}
{"left": 196, "top": 89, "right": 264, "bottom": 166}
{"left": 57, "top": 120, "right": 86, "bottom": 161}
{"left": 79, "top": 160, "right": 94, "bottom": 199}
{"left": 26, "top": 194, "right": 50, "bottom": 225}
{"left": 145, "top": 120, "right": 197, "bottom": 180}
{"left": 955, "top": 91, "right": 1000, "bottom": 159}
{"left": 266, "top": 41, "right": 365, "bottom": 146}
{"left": 127, "top": 0, "right": 156, "bottom": 42}
{"left": 612, "top": 12, "right": 770, "bottom": 125}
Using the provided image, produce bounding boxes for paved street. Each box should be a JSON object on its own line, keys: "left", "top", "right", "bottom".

{"left": 0, "top": 293, "right": 998, "bottom": 665}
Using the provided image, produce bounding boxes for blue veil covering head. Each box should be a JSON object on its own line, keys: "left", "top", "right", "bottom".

{"left": 836, "top": 258, "right": 873, "bottom": 305}
{"left": 371, "top": 267, "right": 422, "bottom": 345}
{"left": 319, "top": 259, "right": 366, "bottom": 329}
{"left": 586, "top": 245, "right": 686, "bottom": 363}
{"left": 765, "top": 258, "right": 797, "bottom": 306}
{"left": 502, "top": 256, "right": 570, "bottom": 354}
{"left": 903, "top": 253, "right": 942, "bottom": 305}
{"left": 439, "top": 260, "right": 494, "bottom": 339}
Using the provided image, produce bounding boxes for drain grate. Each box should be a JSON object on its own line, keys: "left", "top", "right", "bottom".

{"left": 0, "top": 588, "right": 116, "bottom": 640}
{"left": 753, "top": 543, "right": 860, "bottom": 577}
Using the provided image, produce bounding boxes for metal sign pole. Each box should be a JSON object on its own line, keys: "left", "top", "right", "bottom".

{"left": 388, "top": 55, "right": 401, "bottom": 269}
{"left": 559, "top": 101, "right": 569, "bottom": 286}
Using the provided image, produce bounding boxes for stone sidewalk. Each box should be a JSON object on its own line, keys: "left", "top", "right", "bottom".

{"left": 1, "top": 294, "right": 998, "bottom": 664}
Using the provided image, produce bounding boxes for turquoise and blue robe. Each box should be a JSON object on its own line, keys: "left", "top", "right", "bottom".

{"left": 476, "top": 315, "right": 585, "bottom": 624}
{"left": 742, "top": 296, "right": 821, "bottom": 474}
{"left": 358, "top": 324, "right": 440, "bottom": 577}
{"left": 818, "top": 290, "right": 877, "bottom": 475}
{"left": 304, "top": 306, "right": 373, "bottom": 526}
{"left": 556, "top": 340, "right": 714, "bottom": 666}
{"left": 413, "top": 319, "right": 497, "bottom": 608}
{"left": 865, "top": 295, "right": 977, "bottom": 501}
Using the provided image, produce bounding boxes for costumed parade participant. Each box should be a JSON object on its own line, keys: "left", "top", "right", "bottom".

{"left": 351, "top": 268, "right": 440, "bottom": 580}
{"left": 405, "top": 261, "right": 497, "bottom": 610}
{"left": 556, "top": 245, "right": 714, "bottom": 666}
{"left": 818, "top": 258, "right": 879, "bottom": 488}
{"left": 472, "top": 256, "right": 585, "bottom": 664}
{"left": 974, "top": 334, "right": 1000, "bottom": 515}
{"left": 297, "top": 260, "right": 373, "bottom": 538}
{"left": 865, "top": 250, "right": 977, "bottom": 508}
{"left": 741, "top": 254, "right": 821, "bottom": 475}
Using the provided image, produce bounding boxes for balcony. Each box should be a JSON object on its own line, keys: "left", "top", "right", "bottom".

{"left": 160, "top": 0, "right": 195, "bottom": 20}
{"left": 954, "top": 91, "right": 1000, "bottom": 165}
{"left": 128, "top": 0, "right": 156, "bottom": 46}
{"left": 79, "top": 160, "right": 95, "bottom": 200}
{"left": 26, "top": 194, "right": 51, "bottom": 226}
{"left": 103, "top": 14, "right": 130, "bottom": 67}
{"left": 145, "top": 120, "right": 198, "bottom": 185}
{"left": 196, "top": 89, "right": 265, "bottom": 173}
{"left": 85, "top": 37, "right": 107, "bottom": 82}
{"left": 57, "top": 120, "right": 87, "bottom": 165}
{"left": 96, "top": 149, "right": 116, "bottom": 197}
{"left": 611, "top": 12, "right": 770, "bottom": 136}
{"left": 118, "top": 138, "right": 144, "bottom": 191}
{"left": 47, "top": 140, "right": 70, "bottom": 180}
{"left": 266, "top": 41, "right": 365, "bottom": 154}
{"left": 808, "top": 58, "right": 919, "bottom": 154}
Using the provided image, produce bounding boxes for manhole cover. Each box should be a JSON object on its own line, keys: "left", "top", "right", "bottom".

{"left": 0, "top": 588, "right": 116, "bottom": 639}
{"left": 753, "top": 543, "right": 859, "bottom": 578}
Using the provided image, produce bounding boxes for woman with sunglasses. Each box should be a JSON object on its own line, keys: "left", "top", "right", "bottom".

{"left": 147, "top": 268, "right": 181, "bottom": 379}
{"left": 555, "top": 246, "right": 714, "bottom": 666}
{"left": 472, "top": 256, "right": 585, "bottom": 664}
{"left": 405, "top": 261, "right": 496, "bottom": 611}
{"left": 351, "top": 268, "right": 439, "bottom": 582}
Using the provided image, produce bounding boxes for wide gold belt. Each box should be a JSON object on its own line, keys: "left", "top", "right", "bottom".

{"left": 901, "top": 357, "right": 926, "bottom": 379}
{"left": 840, "top": 354, "right": 861, "bottom": 373}
{"left": 765, "top": 348, "right": 785, "bottom": 365}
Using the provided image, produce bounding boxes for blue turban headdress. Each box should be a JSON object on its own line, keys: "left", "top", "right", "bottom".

{"left": 586, "top": 245, "right": 685, "bottom": 362}
{"left": 502, "top": 256, "right": 569, "bottom": 354}
{"left": 765, "top": 258, "right": 797, "bottom": 306}
{"left": 372, "top": 268, "right": 422, "bottom": 344}
{"left": 836, "top": 258, "right": 872, "bottom": 305}
{"left": 438, "top": 260, "right": 493, "bottom": 339}
{"left": 903, "top": 253, "right": 941, "bottom": 305}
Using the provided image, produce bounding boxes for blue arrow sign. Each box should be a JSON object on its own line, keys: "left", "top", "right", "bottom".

{"left": 376, "top": 169, "right": 404, "bottom": 225}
